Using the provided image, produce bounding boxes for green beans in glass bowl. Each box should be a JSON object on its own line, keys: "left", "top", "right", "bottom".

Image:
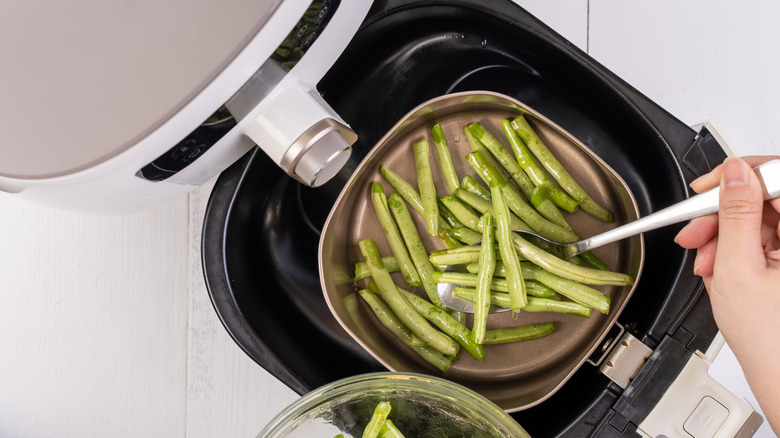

{"left": 257, "top": 372, "right": 530, "bottom": 438}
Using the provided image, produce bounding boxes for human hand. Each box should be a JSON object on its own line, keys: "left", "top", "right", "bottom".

{"left": 674, "top": 156, "right": 780, "bottom": 433}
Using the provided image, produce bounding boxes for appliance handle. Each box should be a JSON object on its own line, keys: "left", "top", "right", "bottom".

{"left": 637, "top": 332, "right": 764, "bottom": 437}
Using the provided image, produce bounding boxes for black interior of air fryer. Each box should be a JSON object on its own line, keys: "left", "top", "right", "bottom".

{"left": 202, "top": 0, "right": 725, "bottom": 436}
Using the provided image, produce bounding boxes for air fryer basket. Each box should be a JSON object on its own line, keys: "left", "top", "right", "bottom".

{"left": 202, "top": 0, "right": 726, "bottom": 435}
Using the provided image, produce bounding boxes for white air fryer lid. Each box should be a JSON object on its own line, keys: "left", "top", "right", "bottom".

{"left": 0, "top": 0, "right": 281, "bottom": 179}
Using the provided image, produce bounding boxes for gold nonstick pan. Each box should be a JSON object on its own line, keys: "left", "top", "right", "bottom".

{"left": 319, "top": 90, "right": 644, "bottom": 412}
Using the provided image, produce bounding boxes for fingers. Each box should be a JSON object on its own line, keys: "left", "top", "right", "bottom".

{"left": 713, "top": 158, "right": 768, "bottom": 275}
{"left": 693, "top": 237, "right": 719, "bottom": 277}
{"left": 689, "top": 155, "right": 779, "bottom": 193}
{"left": 675, "top": 214, "right": 719, "bottom": 248}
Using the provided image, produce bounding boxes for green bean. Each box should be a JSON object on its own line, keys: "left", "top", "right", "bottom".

{"left": 453, "top": 288, "right": 590, "bottom": 317}
{"left": 380, "top": 166, "right": 450, "bottom": 231}
{"left": 387, "top": 194, "right": 444, "bottom": 308}
{"left": 437, "top": 198, "right": 466, "bottom": 229}
{"left": 371, "top": 182, "right": 421, "bottom": 286}
{"left": 464, "top": 123, "right": 571, "bottom": 230}
{"left": 511, "top": 233, "right": 633, "bottom": 287}
{"left": 472, "top": 213, "right": 496, "bottom": 344}
{"left": 359, "top": 239, "right": 458, "bottom": 355}
{"left": 483, "top": 322, "right": 557, "bottom": 345}
{"left": 460, "top": 175, "right": 492, "bottom": 201}
{"left": 466, "top": 122, "right": 537, "bottom": 196}
{"left": 491, "top": 184, "right": 526, "bottom": 310}
{"left": 354, "top": 256, "right": 399, "bottom": 281}
{"left": 463, "top": 124, "right": 511, "bottom": 185}
{"left": 466, "top": 152, "right": 579, "bottom": 243}
{"left": 379, "top": 419, "right": 406, "bottom": 438}
{"left": 429, "top": 243, "right": 526, "bottom": 266}
{"left": 520, "top": 262, "right": 611, "bottom": 314}
{"left": 449, "top": 227, "right": 482, "bottom": 245}
{"left": 435, "top": 271, "right": 558, "bottom": 299}
{"left": 439, "top": 195, "right": 481, "bottom": 232}
{"left": 579, "top": 251, "right": 610, "bottom": 271}
{"left": 358, "top": 289, "right": 455, "bottom": 372}
{"left": 429, "top": 245, "right": 482, "bottom": 266}
{"left": 500, "top": 119, "right": 579, "bottom": 213}
{"left": 454, "top": 188, "right": 533, "bottom": 233}
{"left": 363, "top": 401, "right": 392, "bottom": 438}
{"left": 432, "top": 123, "right": 460, "bottom": 194}
{"left": 412, "top": 139, "right": 439, "bottom": 236}
{"left": 511, "top": 115, "right": 613, "bottom": 222}
{"left": 465, "top": 262, "right": 560, "bottom": 298}
{"left": 437, "top": 229, "right": 463, "bottom": 249}
{"left": 399, "top": 288, "right": 485, "bottom": 361}
{"left": 524, "top": 185, "right": 609, "bottom": 269}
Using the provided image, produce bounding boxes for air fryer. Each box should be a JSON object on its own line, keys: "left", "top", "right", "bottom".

{"left": 201, "top": 0, "right": 750, "bottom": 436}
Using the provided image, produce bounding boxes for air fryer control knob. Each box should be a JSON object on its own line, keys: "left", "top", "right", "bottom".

{"left": 243, "top": 81, "right": 357, "bottom": 188}
{"left": 293, "top": 129, "right": 352, "bottom": 187}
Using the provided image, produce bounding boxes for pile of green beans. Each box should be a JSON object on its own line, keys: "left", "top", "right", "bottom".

{"left": 353, "top": 119, "right": 632, "bottom": 372}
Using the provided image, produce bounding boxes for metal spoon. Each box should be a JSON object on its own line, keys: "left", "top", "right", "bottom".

{"left": 438, "top": 159, "right": 780, "bottom": 313}
{"left": 516, "top": 158, "right": 780, "bottom": 260}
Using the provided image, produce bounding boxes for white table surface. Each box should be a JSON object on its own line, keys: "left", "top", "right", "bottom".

{"left": 1, "top": 1, "right": 777, "bottom": 437}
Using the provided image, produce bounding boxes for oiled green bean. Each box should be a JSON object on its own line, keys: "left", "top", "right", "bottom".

{"left": 435, "top": 271, "right": 557, "bottom": 299}
{"left": 466, "top": 262, "right": 560, "bottom": 298}
{"left": 363, "top": 401, "right": 392, "bottom": 438}
{"left": 380, "top": 166, "right": 450, "bottom": 231}
{"left": 449, "top": 227, "right": 482, "bottom": 245}
{"left": 520, "top": 262, "right": 611, "bottom": 314}
{"left": 437, "top": 229, "right": 463, "bottom": 249}
{"left": 399, "top": 288, "right": 485, "bottom": 361}
{"left": 439, "top": 195, "right": 481, "bottom": 232}
{"left": 432, "top": 123, "right": 460, "bottom": 194}
{"left": 466, "top": 152, "right": 579, "bottom": 243}
{"left": 453, "top": 287, "right": 590, "bottom": 317}
{"left": 466, "top": 122, "right": 537, "bottom": 196}
{"left": 511, "top": 115, "right": 613, "bottom": 222}
{"left": 387, "top": 194, "right": 444, "bottom": 308}
{"left": 455, "top": 188, "right": 533, "bottom": 233}
{"left": 511, "top": 233, "right": 633, "bottom": 287}
{"left": 438, "top": 198, "right": 466, "bottom": 229}
{"left": 483, "top": 322, "right": 557, "bottom": 345}
{"left": 500, "top": 119, "right": 579, "bottom": 213}
{"left": 463, "top": 124, "right": 510, "bottom": 185}
{"left": 460, "top": 175, "right": 491, "bottom": 201}
{"left": 412, "top": 139, "right": 439, "bottom": 236}
{"left": 429, "top": 245, "right": 482, "bottom": 266}
{"left": 359, "top": 239, "right": 458, "bottom": 355}
{"left": 358, "top": 289, "right": 455, "bottom": 372}
{"left": 472, "top": 212, "right": 496, "bottom": 344}
{"left": 491, "top": 184, "right": 526, "bottom": 309}
{"left": 371, "top": 182, "right": 421, "bottom": 286}
{"left": 379, "top": 419, "right": 406, "bottom": 438}
{"left": 354, "top": 256, "right": 399, "bottom": 281}
{"left": 464, "top": 123, "right": 570, "bottom": 230}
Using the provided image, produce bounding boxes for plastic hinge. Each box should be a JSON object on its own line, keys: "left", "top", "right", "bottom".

{"left": 599, "top": 331, "right": 653, "bottom": 389}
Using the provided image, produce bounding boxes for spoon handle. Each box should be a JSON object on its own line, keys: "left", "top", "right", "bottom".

{"left": 579, "top": 159, "right": 780, "bottom": 254}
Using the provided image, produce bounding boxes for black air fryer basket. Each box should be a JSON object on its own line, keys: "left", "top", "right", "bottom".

{"left": 202, "top": 1, "right": 728, "bottom": 436}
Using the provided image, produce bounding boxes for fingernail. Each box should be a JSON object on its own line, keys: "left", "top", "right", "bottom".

{"left": 689, "top": 174, "right": 706, "bottom": 188}
{"left": 692, "top": 251, "right": 704, "bottom": 276}
{"left": 722, "top": 158, "right": 749, "bottom": 187}
{"left": 674, "top": 222, "right": 690, "bottom": 244}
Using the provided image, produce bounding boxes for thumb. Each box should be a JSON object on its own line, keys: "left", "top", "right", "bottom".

{"left": 714, "top": 157, "right": 766, "bottom": 272}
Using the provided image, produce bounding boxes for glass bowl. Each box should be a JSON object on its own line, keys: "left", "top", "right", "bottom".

{"left": 257, "top": 372, "right": 530, "bottom": 437}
